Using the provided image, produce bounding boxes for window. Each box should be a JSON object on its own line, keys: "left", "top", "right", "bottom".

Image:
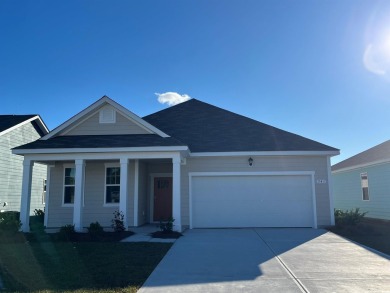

{"left": 105, "top": 166, "right": 120, "bottom": 204}
{"left": 361, "top": 172, "right": 369, "bottom": 201}
{"left": 64, "top": 167, "right": 75, "bottom": 204}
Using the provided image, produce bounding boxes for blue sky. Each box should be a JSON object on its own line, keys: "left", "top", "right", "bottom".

{"left": 1, "top": 1, "right": 390, "bottom": 164}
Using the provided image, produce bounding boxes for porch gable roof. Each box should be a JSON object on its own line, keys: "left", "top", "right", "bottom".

{"left": 13, "top": 134, "right": 186, "bottom": 150}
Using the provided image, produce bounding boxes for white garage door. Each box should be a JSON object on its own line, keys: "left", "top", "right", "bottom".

{"left": 191, "top": 173, "right": 315, "bottom": 228}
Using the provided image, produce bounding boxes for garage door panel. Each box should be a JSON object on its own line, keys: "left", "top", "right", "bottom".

{"left": 191, "top": 175, "right": 314, "bottom": 228}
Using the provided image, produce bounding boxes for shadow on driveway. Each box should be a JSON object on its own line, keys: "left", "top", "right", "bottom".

{"left": 139, "top": 228, "right": 390, "bottom": 292}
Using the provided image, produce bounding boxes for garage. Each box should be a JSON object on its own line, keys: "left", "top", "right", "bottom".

{"left": 190, "top": 172, "right": 316, "bottom": 228}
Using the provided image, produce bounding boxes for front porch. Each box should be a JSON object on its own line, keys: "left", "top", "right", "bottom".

{"left": 19, "top": 152, "right": 185, "bottom": 233}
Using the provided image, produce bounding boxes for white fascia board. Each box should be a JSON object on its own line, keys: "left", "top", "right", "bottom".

{"left": 12, "top": 145, "right": 188, "bottom": 155}
{"left": 42, "top": 96, "right": 169, "bottom": 140}
{"left": 0, "top": 116, "right": 49, "bottom": 137}
{"left": 331, "top": 159, "right": 390, "bottom": 174}
{"left": 190, "top": 150, "right": 340, "bottom": 157}
{"left": 15, "top": 151, "right": 184, "bottom": 162}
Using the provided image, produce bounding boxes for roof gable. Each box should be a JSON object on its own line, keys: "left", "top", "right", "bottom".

{"left": 0, "top": 115, "right": 48, "bottom": 137}
{"left": 42, "top": 96, "right": 169, "bottom": 140}
{"left": 332, "top": 140, "right": 390, "bottom": 172}
{"left": 144, "top": 99, "right": 339, "bottom": 153}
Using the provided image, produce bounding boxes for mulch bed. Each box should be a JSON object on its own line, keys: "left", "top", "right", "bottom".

{"left": 150, "top": 231, "right": 182, "bottom": 239}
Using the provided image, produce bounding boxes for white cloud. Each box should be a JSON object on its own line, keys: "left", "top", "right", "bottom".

{"left": 155, "top": 92, "right": 191, "bottom": 106}
{"left": 363, "top": 43, "right": 390, "bottom": 76}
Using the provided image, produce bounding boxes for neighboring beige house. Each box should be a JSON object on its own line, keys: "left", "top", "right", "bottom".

{"left": 0, "top": 115, "right": 48, "bottom": 214}
{"left": 13, "top": 96, "right": 339, "bottom": 232}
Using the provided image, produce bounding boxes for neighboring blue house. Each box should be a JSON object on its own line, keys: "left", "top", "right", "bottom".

{"left": 332, "top": 140, "right": 390, "bottom": 221}
{"left": 0, "top": 115, "right": 49, "bottom": 214}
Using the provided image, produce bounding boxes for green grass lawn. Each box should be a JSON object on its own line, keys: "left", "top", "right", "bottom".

{"left": 0, "top": 236, "right": 172, "bottom": 292}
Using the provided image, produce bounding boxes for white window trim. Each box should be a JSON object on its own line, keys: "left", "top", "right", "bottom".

{"left": 104, "top": 163, "right": 121, "bottom": 207}
{"left": 361, "top": 172, "right": 370, "bottom": 201}
{"left": 42, "top": 179, "right": 47, "bottom": 205}
{"left": 62, "top": 164, "right": 75, "bottom": 207}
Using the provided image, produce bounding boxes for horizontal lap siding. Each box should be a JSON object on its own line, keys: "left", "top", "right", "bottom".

{"left": 0, "top": 122, "right": 46, "bottom": 214}
{"left": 64, "top": 112, "right": 150, "bottom": 135}
{"left": 333, "top": 163, "right": 390, "bottom": 220}
{"left": 47, "top": 161, "right": 135, "bottom": 229}
{"left": 181, "top": 156, "right": 331, "bottom": 227}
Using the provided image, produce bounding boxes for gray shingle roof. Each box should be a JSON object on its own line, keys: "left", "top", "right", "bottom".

{"left": 15, "top": 99, "right": 338, "bottom": 153}
{"left": 144, "top": 99, "right": 338, "bottom": 152}
{"left": 14, "top": 134, "right": 186, "bottom": 150}
{"left": 332, "top": 140, "right": 390, "bottom": 171}
{"left": 0, "top": 115, "right": 37, "bottom": 133}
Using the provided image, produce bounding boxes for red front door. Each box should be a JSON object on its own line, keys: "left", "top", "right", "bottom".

{"left": 153, "top": 177, "right": 172, "bottom": 221}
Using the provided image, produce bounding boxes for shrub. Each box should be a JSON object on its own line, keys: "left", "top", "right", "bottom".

{"left": 159, "top": 218, "right": 175, "bottom": 233}
{"left": 87, "top": 221, "right": 104, "bottom": 239}
{"left": 0, "top": 211, "right": 21, "bottom": 233}
{"left": 30, "top": 209, "right": 45, "bottom": 233}
{"left": 334, "top": 208, "right": 367, "bottom": 227}
{"left": 58, "top": 224, "right": 75, "bottom": 241}
{"left": 111, "top": 210, "right": 125, "bottom": 232}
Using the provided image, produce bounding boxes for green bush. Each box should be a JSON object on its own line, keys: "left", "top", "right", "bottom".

{"left": 334, "top": 208, "right": 367, "bottom": 227}
{"left": 58, "top": 224, "right": 75, "bottom": 241}
{"left": 159, "top": 218, "right": 175, "bottom": 233}
{"left": 87, "top": 221, "right": 104, "bottom": 239}
{"left": 30, "top": 209, "right": 45, "bottom": 233}
{"left": 0, "top": 211, "right": 21, "bottom": 233}
{"left": 111, "top": 210, "right": 125, "bottom": 232}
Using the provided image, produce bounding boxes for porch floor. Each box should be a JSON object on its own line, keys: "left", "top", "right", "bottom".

{"left": 122, "top": 224, "right": 176, "bottom": 243}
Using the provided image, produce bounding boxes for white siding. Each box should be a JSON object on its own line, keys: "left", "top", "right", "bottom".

{"left": 0, "top": 122, "right": 46, "bottom": 214}
{"left": 64, "top": 112, "right": 150, "bottom": 136}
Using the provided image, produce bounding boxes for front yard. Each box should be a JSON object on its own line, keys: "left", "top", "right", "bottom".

{"left": 0, "top": 234, "right": 172, "bottom": 292}
{"left": 328, "top": 218, "right": 390, "bottom": 255}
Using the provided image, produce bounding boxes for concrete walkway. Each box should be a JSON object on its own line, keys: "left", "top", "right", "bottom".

{"left": 138, "top": 228, "right": 390, "bottom": 292}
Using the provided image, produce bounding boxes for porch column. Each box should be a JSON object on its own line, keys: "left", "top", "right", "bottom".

{"left": 20, "top": 158, "right": 34, "bottom": 232}
{"left": 133, "top": 160, "right": 139, "bottom": 227}
{"left": 119, "top": 158, "right": 129, "bottom": 230}
{"left": 43, "top": 165, "right": 54, "bottom": 228}
{"left": 73, "top": 159, "right": 85, "bottom": 232}
{"left": 172, "top": 156, "right": 182, "bottom": 232}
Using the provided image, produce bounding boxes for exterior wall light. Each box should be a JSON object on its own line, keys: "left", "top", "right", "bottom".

{"left": 248, "top": 157, "right": 253, "bottom": 166}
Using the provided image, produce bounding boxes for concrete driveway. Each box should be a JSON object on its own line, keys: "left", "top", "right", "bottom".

{"left": 138, "top": 228, "right": 390, "bottom": 293}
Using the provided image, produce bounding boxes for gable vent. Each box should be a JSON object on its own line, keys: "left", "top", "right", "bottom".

{"left": 99, "top": 106, "right": 116, "bottom": 124}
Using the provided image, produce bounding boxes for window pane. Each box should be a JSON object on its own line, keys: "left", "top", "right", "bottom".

{"left": 106, "top": 186, "right": 120, "bottom": 203}
{"left": 106, "top": 167, "right": 120, "bottom": 184}
{"left": 64, "top": 186, "right": 75, "bottom": 204}
{"left": 362, "top": 187, "right": 369, "bottom": 200}
{"left": 65, "top": 168, "right": 75, "bottom": 185}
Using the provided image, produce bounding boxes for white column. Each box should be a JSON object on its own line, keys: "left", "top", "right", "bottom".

{"left": 43, "top": 165, "right": 54, "bottom": 228}
{"left": 172, "top": 156, "right": 182, "bottom": 232}
{"left": 119, "top": 158, "right": 129, "bottom": 230}
{"left": 133, "top": 160, "right": 139, "bottom": 227}
{"left": 20, "top": 158, "right": 34, "bottom": 232}
{"left": 73, "top": 159, "right": 85, "bottom": 232}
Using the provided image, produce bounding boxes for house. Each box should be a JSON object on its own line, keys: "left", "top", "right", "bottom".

{"left": 13, "top": 96, "right": 339, "bottom": 232}
{"left": 0, "top": 115, "right": 48, "bottom": 213}
{"left": 332, "top": 140, "right": 390, "bottom": 221}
